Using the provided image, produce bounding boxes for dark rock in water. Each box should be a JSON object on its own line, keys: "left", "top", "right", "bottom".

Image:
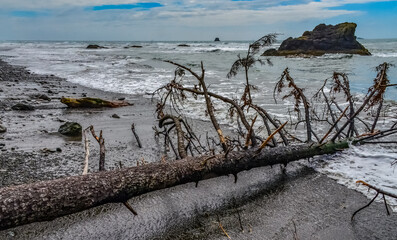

{"left": 263, "top": 22, "right": 370, "bottom": 56}
{"left": 178, "top": 44, "right": 190, "bottom": 47}
{"left": 86, "top": 44, "right": 107, "bottom": 49}
{"left": 0, "top": 125, "right": 6, "bottom": 133}
{"left": 11, "top": 103, "right": 35, "bottom": 111}
{"left": 214, "top": 37, "right": 220, "bottom": 42}
{"left": 58, "top": 122, "right": 82, "bottom": 137}
{"left": 124, "top": 45, "right": 143, "bottom": 49}
{"left": 111, "top": 114, "right": 120, "bottom": 119}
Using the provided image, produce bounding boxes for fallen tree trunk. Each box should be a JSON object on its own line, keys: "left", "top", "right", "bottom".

{"left": 0, "top": 141, "right": 349, "bottom": 230}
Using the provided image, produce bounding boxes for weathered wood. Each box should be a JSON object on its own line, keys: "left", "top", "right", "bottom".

{"left": 0, "top": 141, "right": 349, "bottom": 230}
{"left": 61, "top": 97, "right": 130, "bottom": 108}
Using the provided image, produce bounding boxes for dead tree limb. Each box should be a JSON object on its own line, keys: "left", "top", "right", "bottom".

{"left": 89, "top": 125, "right": 105, "bottom": 171}
{"left": 165, "top": 60, "right": 228, "bottom": 152}
{"left": 0, "top": 141, "right": 355, "bottom": 230}
{"left": 351, "top": 180, "right": 397, "bottom": 221}
{"left": 274, "top": 68, "right": 312, "bottom": 142}
{"left": 319, "top": 106, "right": 349, "bottom": 144}
{"left": 331, "top": 73, "right": 356, "bottom": 137}
{"left": 244, "top": 115, "right": 257, "bottom": 148}
{"left": 159, "top": 115, "right": 187, "bottom": 159}
{"left": 331, "top": 63, "right": 391, "bottom": 142}
{"left": 257, "top": 121, "right": 288, "bottom": 152}
{"left": 131, "top": 123, "right": 142, "bottom": 148}
{"left": 82, "top": 127, "right": 90, "bottom": 175}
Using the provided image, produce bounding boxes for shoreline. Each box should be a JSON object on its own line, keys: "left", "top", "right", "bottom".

{"left": 1, "top": 59, "right": 397, "bottom": 239}
{"left": 0, "top": 58, "right": 161, "bottom": 186}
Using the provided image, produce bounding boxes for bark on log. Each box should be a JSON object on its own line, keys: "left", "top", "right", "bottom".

{"left": 0, "top": 141, "right": 349, "bottom": 230}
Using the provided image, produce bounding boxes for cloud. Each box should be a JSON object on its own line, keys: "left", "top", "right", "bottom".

{"left": 91, "top": 3, "right": 163, "bottom": 11}
{"left": 1, "top": 0, "right": 396, "bottom": 40}
{"left": 10, "top": 10, "right": 50, "bottom": 18}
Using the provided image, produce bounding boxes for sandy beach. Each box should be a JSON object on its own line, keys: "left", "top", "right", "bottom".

{"left": 1, "top": 59, "right": 396, "bottom": 239}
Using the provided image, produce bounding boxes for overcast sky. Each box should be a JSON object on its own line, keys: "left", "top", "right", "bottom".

{"left": 1, "top": 0, "right": 396, "bottom": 41}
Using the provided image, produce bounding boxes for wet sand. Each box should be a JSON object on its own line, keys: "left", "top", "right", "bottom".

{"left": 0, "top": 59, "right": 396, "bottom": 239}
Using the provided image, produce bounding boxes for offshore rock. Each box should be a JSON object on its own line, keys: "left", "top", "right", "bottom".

{"left": 86, "top": 44, "right": 107, "bottom": 49}
{"left": 263, "top": 22, "right": 370, "bottom": 56}
{"left": 214, "top": 37, "right": 220, "bottom": 42}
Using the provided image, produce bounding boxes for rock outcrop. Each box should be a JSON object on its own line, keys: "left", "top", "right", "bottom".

{"left": 263, "top": 22, "right": 370, "bottom": 56}
{"left": 214, "top": 37, "right": 220, "bottom": 42}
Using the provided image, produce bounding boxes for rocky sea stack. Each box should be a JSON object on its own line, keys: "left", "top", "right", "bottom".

{"left": 263, "top": 22, "right": 371, "bottom": 56}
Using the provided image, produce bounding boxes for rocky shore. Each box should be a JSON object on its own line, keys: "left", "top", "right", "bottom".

{"left": 0, "top": 59, "right": 160, "bottom": 186}
{"left": 0, "top": 59, "right": 396, "bottom": 239}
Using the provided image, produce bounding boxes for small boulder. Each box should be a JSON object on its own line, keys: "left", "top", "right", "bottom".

{"left": 58, "top": 122, "right": 82, "bottom": 137}
{"left": 38, "top": 94, "right": 51, "bottom": 101}
{"left": 214, "top": 37, "right": 220, "bottom": 42}
{"left": 31, "top": 94, "right": 51, "bottom": 101}
{"left": 178, "top": 44, "right": 190, "bottom": 47}
{"left": 11, "top": 103, "right": 35, "bottom": 111}
{"left": 111, "top": 114, "right": 120, "bottom": 119}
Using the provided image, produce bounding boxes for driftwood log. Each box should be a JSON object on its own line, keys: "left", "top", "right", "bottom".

{"left": 0, "top": 141, "right": 349, "bottom": 230}
{"left": 61, "top": 97, "right": 131, "bottom": 108}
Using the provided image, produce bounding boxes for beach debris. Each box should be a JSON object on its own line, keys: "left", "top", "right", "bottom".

{"left": 86, "top": 44, "right": 107, "bottom": 49}
{"left": 82, "top": 127, "right": 90, "bottom": 175}
{"left": 58, "top": 122, "right": 82, "bottom": 137}
{"left": 0, "top": 125, "right": 6, "bottom": 133}
{"left": 61, "top": 97, "right": 131, "bottom": 108}
{"left": 351, "top": 180, "right": 397, "bottom": 221}
{"left": 89, "top": 125, "right": 105, "bottom": 171}
{"left": 216, "top": 216, "right": 231, "bottom": 239}
{"left": 131, "top": 123, "right": 142, "bottom": 148}
{"left": 123, "top": 201, "right": 138, "bottom": 216}
{"left": 11, "top": 103, "right": 34, "bottom": 111}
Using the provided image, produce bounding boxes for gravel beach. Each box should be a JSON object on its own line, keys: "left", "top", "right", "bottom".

{"left": 0, "top": 59, "right": 396, "bottom": 239}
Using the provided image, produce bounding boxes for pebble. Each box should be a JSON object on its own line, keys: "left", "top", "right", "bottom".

{"left": 0, "top": 125, "right": 6, "bottom": 133}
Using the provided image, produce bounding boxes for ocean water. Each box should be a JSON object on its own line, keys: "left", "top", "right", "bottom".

{"left": 0, "top": 39, "right": 396, "bottom": 209}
